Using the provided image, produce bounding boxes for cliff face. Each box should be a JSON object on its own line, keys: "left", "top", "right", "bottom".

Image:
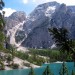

{"left": 21, "top": 2, "right": 59, "bottom": 48}
{"left": 5, "top": 11, "right": 26, "bottom": 29}
{"left": 50, "top": 4, "right": 75, "bottom": 39}
{"left": 22, "top": 19, "right": 53, "bottom": 48}
{"left": 21, "top": 2, "right": 75, "bottom": 48}
{"left": 5, "top": 11, "right": 26, "bottom": 45}
{"left": 5, "top": 2, "right": 75, "bottom": 49}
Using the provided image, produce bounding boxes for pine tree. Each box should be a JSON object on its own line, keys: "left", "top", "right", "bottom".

{"left": 59, "top": 62, "right": 68, "bottom": 75}
{"left": 42, "top": 65, "right": 53, "bottom": 75}
{"left": 48, "top": 27, "right": 72, "bottom": 54}
{"left": 6, "top": 54, "right": 12, "bottom": 65}
{"left": 28, "top": 67, "right": 35, "bottom": 75}
{"left": 48, "top": 27, "right": 75, "bottom": 66}
{"left": 0, "top": 0, "right": 5, "bottom": 70}
{"left": 0, "top": 0, "right": 5, "bottom": 50}
{"left": 71, "top": 70, "right": 75, "bottom": 75}
{"left": 0, "top": 59, "right": 5, "bottom": 70}
{"left": 0, "top": 0, "right": 5, "bottom": 10}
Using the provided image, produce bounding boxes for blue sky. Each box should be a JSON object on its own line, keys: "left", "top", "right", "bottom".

{"left": 3, "top": 0, "right": 75, "bottom": 17}
{"left": 4, "top": 0, "right": 36, "bottom": 14}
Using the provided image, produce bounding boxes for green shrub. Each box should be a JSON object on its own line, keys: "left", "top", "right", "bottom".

{"left": 23, "top": 62, "right": 30, "bottom": 67}
{"left": 12, "top": 63, "right": 19, "bottom": 69}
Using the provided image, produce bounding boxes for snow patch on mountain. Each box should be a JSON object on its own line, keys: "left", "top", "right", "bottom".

{"left": 45, "top": 6, "right": 56, "bottom": 17}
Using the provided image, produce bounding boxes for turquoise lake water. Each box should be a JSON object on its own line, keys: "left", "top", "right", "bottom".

{"left": 0, "top": 62, "right": 75, "bottom": 75}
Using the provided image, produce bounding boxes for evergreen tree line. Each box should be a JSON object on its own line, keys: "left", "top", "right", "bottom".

{"left": 0, "top": 0, "right": 5, "bottom": 50}
{"left": 28, "top": 62, "right": 75, "bottom": 75}
{"left": 0, "top": 0, "right": 6, "bottom": 70}
{"left": 48, "top": 27, "right": 75, "bottom": 66}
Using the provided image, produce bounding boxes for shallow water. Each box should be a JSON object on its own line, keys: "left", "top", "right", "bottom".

{"left": 0, "top": 62, "right": 75, "bottom": 75}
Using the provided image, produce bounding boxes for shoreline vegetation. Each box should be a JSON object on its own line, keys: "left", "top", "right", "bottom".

{"left": 0, "top": 47, "right": 74, "bottom": 71}
{"left": 1, "top": 62, "right": 75, "bottom": 75}
{"left": 4, "top": 62, "right": 67, "bottom": 71}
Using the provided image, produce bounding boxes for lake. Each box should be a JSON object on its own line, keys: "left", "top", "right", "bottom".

{"left": 0, "top": 62, "right": 75, "bottom": 75}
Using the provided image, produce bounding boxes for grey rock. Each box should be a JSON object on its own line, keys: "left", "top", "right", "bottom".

{"left": 21, "top": 2, "right": 75, "bottom": 48}
{"left": 5, "top": 2, "right": 75, "bottom": 49}
{"left": 5, "top": 11, "right": 26, "bottom": 30}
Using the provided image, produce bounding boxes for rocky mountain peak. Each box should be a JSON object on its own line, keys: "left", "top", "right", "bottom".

{"left": 5, "top": 2, "right": 75, "bottom": 49}
{"left": 37, "top": 1, "right": 59, "bottom": 8}
{"left": 29, "top": 1, "right": 59, "bottom": 17}
{"left": 21, "top": 3, "right": 75, "bottom": 48}
{"left": 9, "top": 11, "right": 26, "bottom": 22}
{"left": 23, "top": 2, "right": 60, "bottom": 35}
{"left": 5, "top": 11, "right": 26, "bottom": 46}
{"left": 57, "top": 3, "right": 67, "bottom": 13}
{"left": 5, "top": 11, "right": 26, "bottom": 29}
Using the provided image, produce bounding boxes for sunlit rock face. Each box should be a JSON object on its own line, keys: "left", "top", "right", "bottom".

{"left": 5, "top": 11, "right": 26, "bottom": 45}
{"left": 5, "top": 2, "right": 75, "bottom": 49}
{"left": 21, "top": 2, "right": 75, "bottom": 49}
{"left": 21, "top": 2, "right": 59, "bottom": 48}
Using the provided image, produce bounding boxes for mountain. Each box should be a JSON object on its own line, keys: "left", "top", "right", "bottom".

{"left": 5, "top": 11, "right": 26, "bottom": 46}
{"left": 20, "top": 1, "right": 60, "bottom": 48}
{"left": 50, "top": 4, "right": 75, "bottom": 39}
{"left": 21, "top": 2, "right": 75, "bottom": 49}
{"left": 5, "top": 11, "right": 26, "bottom": 29}
{"left": 5, "top": 2, "right": 75, "bottom": 49}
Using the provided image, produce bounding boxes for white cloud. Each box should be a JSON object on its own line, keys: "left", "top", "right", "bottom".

{"left": 32, "top": 0, "right": 50, "bottom": 4}
{"left": 2, "top": 8, "right": 16, "bottom": 17}
{"left": 22, "top": 0, "right": 75, "bottom": 5}
{"left": 54, "top": 0, "right": 75, "bottom": 5}
{"left": 23, "top": 0, "right": 28, "bottom": 4}
{"left": 32, "top": 0, "right": 36, "bottom": 2}
{"left": 32, "top": 0, "right": 75, "bottom": 5}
